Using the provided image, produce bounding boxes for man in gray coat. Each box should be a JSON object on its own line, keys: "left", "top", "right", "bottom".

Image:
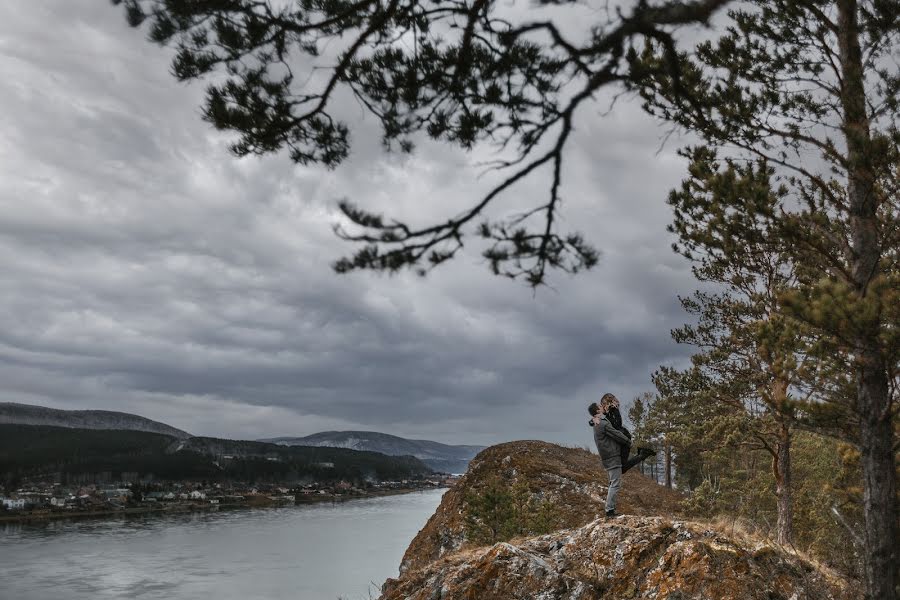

{"left": 589, "top": 401, "right": 632, "bottom": 517}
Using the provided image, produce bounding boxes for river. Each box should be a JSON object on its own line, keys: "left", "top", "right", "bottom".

{"left": 0, "top": 488, "right": 445, "bottom": 600}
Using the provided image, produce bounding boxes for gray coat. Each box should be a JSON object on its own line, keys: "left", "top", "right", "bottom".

{"left": 593, "top": 415, "right": 631, "bottom": 469}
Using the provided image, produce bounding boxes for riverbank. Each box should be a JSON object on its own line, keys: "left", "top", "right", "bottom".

{"left": 0, "top": 486, "right": 444, "bottom": 524}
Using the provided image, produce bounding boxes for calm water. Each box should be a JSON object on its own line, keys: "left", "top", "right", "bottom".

{"left": 0, "top": 489, "right": 445, "bottom": 600}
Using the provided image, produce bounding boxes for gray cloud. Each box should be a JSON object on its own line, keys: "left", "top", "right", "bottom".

{"left": 0, "top": 1, "right": 701, "bottom": 445}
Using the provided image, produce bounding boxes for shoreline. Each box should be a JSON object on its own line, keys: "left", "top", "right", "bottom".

{"left": 0, "top": 486, "right": 445, "bottom": 525}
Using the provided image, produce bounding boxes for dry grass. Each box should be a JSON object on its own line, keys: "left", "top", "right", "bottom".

{"left": 700, "top": 515, "right": 769, "bottom": 547}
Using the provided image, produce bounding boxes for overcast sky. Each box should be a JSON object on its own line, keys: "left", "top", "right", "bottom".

{"left": 0, "top": 2, "right": 704, "bottom": 446}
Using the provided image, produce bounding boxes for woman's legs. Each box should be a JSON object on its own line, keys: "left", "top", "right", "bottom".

{"left": 622, "top": 448, "right": 656, "bottom": 474}
{"left": 621, "top": 454, "right": 644, "bottom": 473}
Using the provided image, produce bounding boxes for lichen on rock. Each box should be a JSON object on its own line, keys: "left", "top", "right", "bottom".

{"left": 382, "top": 441, "right": 858, "bottom": 600}
{"left": 397, "top": 440, "right": 685, "bottom": 574}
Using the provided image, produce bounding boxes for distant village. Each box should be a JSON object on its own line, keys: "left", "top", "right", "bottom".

{"left": 0, "top": 474, "right": 460, "bottom": 520}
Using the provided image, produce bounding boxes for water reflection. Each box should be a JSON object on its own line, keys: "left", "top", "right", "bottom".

{"left": 0, "top": 489, "right": 444, "bottom": 600}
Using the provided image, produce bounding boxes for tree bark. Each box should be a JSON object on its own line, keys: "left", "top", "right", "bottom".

{"left": 836, "top": 1, "right": 898, "bottom": 597}
{"left": 773, "top": 422, "right": 793, "bottom": 546}
{"left": 770, "top": 379, "right": 794, "bottom": 547}
{"left": 664, "top": 442, "right": 673, "bottom": 489}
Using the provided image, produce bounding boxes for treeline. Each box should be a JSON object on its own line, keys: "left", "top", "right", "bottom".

{"left": 185, "top": 435, "right": 433, "bottom": 482}
{"left": 631, "top": 394, "right": 865, "bottom": 576}
{"left": 0, "top": 425, "right": 431, "bottom": 487}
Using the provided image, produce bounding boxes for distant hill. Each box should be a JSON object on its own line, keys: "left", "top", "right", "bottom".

{"left": 260, "top": 431, "right": 485, "bottom": 473}
{"left": 0, "top": 424, "right": 432, "bottom": 485}
{"left": 0, "top": 402, "right": 191, "bottom": 439}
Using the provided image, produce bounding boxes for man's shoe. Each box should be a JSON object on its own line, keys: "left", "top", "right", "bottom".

{"left": 605, "top": 509, "right": 617, "bottom": 518}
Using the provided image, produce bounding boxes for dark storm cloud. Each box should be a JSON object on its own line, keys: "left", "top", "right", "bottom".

{"left": 0, "top": 1, "right": 702, "bottom": 445}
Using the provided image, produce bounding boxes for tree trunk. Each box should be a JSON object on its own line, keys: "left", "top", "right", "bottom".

{"left": 857, "top": 363, "right": 896, "bottom": 599}
{"left": 771, "top": 379, "right": 794, "bottom": 547}
{"left": 773, "top": 422, "right": 793, "bottom": 546}
{"left": 837, "top": 1, "right": 898, "bottom": 597}
{"left": 664, "top": 442, "right": 673, "bottom": 489}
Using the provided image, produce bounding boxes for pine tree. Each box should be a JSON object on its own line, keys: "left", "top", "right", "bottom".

{"left": 114, "top": 0, "right": 730, "bottom": 285}
{"left": 463, "top": 479, "right": 518, "bottom": 544}
{"left": 643, "top": 384, "right": 679, "bottom": 489}
{"left": 635, "top": 2, "right": 899, "bottom": 595}
{"left": 664, "top": 150, "right": 819, "bottom": 545}
{"left": 648, "top": 366, "right": 737, "bottom": 491}
{"left": 628, "top": 392, "right": 652, "bottom": 477}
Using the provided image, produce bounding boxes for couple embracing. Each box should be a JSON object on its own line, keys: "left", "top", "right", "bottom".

{"left": 589, "top": 393, "right": 656, "bottom": 518}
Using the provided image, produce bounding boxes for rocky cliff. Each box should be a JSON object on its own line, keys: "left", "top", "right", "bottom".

{"left": 381, "top": 440, "right": 857, "bottom": 600}
{"left": 397, "top": 440, "right": 686, "bottom": 574}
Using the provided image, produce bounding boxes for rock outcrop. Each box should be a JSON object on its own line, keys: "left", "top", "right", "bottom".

{"left": 382, "top": 440, "right": 858, "bottom": 600}
{"left": 398, "top": 440, "right": 685, "bottom": 574}
{"left": 382, "top": 516, "right": 855, "bottom": 600}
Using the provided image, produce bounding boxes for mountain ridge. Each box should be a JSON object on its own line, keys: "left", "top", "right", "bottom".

{"left": 0, "top": 402, "right": 192, "bottom": 439}
{"left": 260, "top": 430, "right": 485, "bottom": 473}
{"left": 0, "top": 403, "right": 481, "bottom": 473}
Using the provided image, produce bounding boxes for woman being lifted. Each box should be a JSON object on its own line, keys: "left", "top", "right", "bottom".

{"left": 589, "top": 393, "right": 656, "bottom": 517}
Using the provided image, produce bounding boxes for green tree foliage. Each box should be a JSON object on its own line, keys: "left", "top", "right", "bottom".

{"left": 0, "top": 424, "right": 430, "bottom": 485}
{"left": 464, "top": 478, "right": 558, "bottom": 544}
{"left": 644, "top": 364, "right": 871, "bottom": 573}
{"left": 638, "top": 368, "right": 734, "bottom": 491}
{"left": 661, "top": 148, "right": 827, "bottom": 545}
{"left": 114, "top": 0, "right": 730, "bottom": 285}
{"left": 627, "top": 391, "right": 648, "bottom": 440}
{"left": 464, "top": 479, "right": 518, "bottom": 544}
{"left": 678, "top": 430, "right": 866, "bottom": 578}
{"left": 791, "top": 434, "right": 865, "bottom": 576}
{"left": 642, "top": 377, "right": 683, "bottom": 488}
{"left": 634, "top": 1, "right": 899, "bottom": 595}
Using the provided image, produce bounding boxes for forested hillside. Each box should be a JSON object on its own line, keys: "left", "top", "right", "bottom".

{"left": 263, "top": 431, "right": 484, "bottom": 473}
{"left": 0, "top": 425, "right": 431, "bottom": 487}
